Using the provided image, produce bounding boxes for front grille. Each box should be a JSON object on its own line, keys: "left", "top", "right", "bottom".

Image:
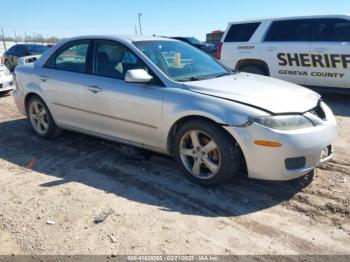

{"left": 309, "top": 103, "right": 326, "bottom": 120}
{"left": 285, "top": 157, "right": 306, "bottom": 170}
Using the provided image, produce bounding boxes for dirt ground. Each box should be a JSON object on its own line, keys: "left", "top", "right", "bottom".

{"left": 0, "top": 93, "right": 349, "bottom": 255}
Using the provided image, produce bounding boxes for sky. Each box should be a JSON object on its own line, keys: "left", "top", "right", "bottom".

{"left": 1, "top": 0, "right": 349, "bottom": 41}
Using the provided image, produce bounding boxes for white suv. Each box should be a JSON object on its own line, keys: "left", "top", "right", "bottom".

{"left": 219, "top": 15, "right": 350, "bottom": 91}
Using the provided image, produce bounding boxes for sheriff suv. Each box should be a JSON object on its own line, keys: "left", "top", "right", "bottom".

{"left": 219, "top": 15, "right": 350, "bottom": 92}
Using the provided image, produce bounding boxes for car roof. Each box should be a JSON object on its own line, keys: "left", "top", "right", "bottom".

{"left": 34, "top": 35, "right": 178, "bottom": 69}
{"left": 228, "top": 14, "right": 350, "bottom": 24}
{"left": 23, "top": 44, "right": 48, "bottom": 46}
{"left": 11, "top": 44, "right": 47, "bottom": 47}
{"left": 61, "top": 35, "right": 176, "bottom": 43}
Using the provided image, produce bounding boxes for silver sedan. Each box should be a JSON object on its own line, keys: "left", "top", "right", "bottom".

{"left": 13, "top": 35, "right": 337, "bottom": 186}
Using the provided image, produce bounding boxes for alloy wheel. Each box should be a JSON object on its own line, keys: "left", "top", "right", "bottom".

{"left": 179, "top": 130, "right": 221, "bottom": 180}
{"left": 29, "top": 101, "right": 49, "bottom": 135}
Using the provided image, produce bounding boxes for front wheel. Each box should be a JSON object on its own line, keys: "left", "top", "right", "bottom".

{"left": 174, "top": 120, "right": 244, "bottom": 187}
{"left": 27, "top": 96, "right": 61, "bottom": 139}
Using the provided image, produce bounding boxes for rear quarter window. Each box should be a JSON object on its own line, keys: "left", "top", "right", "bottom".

{"left": 224, "top": 22, "right": 261, "bottom": 42}
{"left": 264, "top": 19, "right": 313, "bottom": 42}
{"left": 317, "top": 18, "right": 350, "bottom": 41}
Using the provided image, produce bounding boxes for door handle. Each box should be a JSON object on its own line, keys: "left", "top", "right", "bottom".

{"left": 87, "top": 85, "right": 102, "bottom": 94}
{"left": 313, "top": 48, "right": 327, "bottom": 53}
{"left": 39, "top": 75, "right": 49, "bottom": 82}
{"left": 266, "top": 47, "right": 277, "bottom": 52}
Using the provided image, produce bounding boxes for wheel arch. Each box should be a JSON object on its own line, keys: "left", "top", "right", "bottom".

{"left": 167, "top": 115, "right": 248, "bottom": 179}
{"left": 24, "top": 91, "right": 62, "bottom": 138}
{"left": 235, "top": 59, "right": 270, "bottom": 76}
{"left": 24, "top": 92, "right": 41, "bottom": 115}
{"left": 24, "top": 92, "right": 53, "bottom": 118}
{"left": 167, "top": 115, "right": 238, "bottom": 155}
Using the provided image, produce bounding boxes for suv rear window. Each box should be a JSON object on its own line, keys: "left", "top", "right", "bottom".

{"left": 317, "top": 18, "right": 350, "bottom": 41}
{"left": 224, "top": 22, "right": 260, "bottom": 42}
{"left": 265, "top": 19, "right": 313, "bottom": 42}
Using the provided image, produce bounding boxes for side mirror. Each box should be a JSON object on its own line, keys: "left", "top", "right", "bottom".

{"left": 125, "top": 69, "right": 153, "bottom": 83}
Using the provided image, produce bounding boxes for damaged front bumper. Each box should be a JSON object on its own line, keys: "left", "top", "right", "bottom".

{"left": 224, "top": 102, "right": 337, "bottom": 181}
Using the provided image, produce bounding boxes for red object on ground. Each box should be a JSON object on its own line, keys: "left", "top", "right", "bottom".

{"left": 26, "top": 157, "right": 37, "bottom": 169}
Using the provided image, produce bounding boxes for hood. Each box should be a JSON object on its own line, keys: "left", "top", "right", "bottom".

{"left": 185, "top": 73, "right": 320, "bottom": 114}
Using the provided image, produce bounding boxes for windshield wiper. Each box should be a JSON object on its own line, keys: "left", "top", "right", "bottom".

{"left": 177, "top": 76, "right": 201, "bottom": 82}
{"left": 215, "top": 72, "right": 231, "bottom": 78}
{"left": 177, "top": 72, "right": 232, "bottom": 82}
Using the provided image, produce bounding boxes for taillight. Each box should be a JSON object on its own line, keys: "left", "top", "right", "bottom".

{"left": 217, "top": 42, "right": 222, "bottom": 60}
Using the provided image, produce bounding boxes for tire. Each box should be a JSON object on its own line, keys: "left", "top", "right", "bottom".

{"left": 240, "top": 65, "right": 267, "bottom": 76}
{"left": 27, "top": 95, "right": 62, "bottom": 139}
{"left": 174, "top": 120, "right": 244, "bottom": 187}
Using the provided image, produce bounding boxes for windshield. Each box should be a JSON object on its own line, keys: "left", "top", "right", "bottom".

{"left": 134, "top": 40, "right": 231, "bottom": 82}
{"left": 26, "top": 45, "right": 50, "bottom": 55}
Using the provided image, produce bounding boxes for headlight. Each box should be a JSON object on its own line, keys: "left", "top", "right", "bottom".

{"left": 250, "top": 115, "right": 314, "bottom": 130}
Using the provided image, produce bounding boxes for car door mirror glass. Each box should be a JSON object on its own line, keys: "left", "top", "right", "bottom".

{"left": 124, "top": 69, "right": 153, "bottom": 83}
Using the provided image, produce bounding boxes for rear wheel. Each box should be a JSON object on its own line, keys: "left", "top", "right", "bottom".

{"left": 27, "top": 96, "right": 61, "bottom": 139}
{"left": 240, "top": 65, "right": 267, "bottom": 76}
{"left": 174, "top": 120, "right": 244, "bottom": 186}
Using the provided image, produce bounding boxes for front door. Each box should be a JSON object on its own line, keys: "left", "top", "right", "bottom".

{"left": 84, "top": 40, "right": 164, "bottom": 149}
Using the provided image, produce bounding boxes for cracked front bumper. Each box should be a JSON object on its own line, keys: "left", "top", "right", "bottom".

{"left": 224, "top": 103, "right": 337, "bottom": 181}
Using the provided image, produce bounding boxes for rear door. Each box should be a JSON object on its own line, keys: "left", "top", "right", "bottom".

{"left": 308, "top": 18, "right": 350, "bottom": 88}
{"left": 37, "top": 40, "right": 91, "bottom": 129}
{"left": 261, "top": 19, "right": 313, "bottom": 85}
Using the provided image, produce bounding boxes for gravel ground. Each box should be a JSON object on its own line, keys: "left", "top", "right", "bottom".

{"left": 0, "top": 93, "right": 349, "bottom": 255}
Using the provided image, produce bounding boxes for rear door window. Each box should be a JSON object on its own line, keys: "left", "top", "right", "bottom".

{"left": 46, "top": 41, "right": 89, "bottom": 73}
{"left": 264, "top": 19, "right": 314, "bottom": 42}
{"left": 224, "top": 22, "right": 260, "bottom": 42}
{"left": 316, "top": 18, "right": 350, "bottom": 42}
